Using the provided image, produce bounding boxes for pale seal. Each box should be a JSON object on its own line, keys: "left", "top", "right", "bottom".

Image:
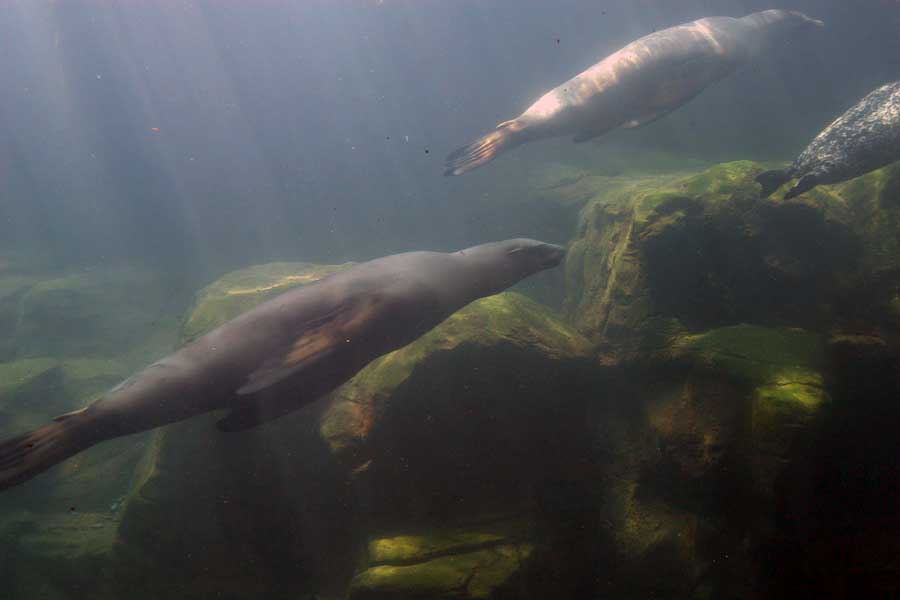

{"left": 757, "top": 80, "right": 900, "bottom": 199}
{"left": 445, "top": 10, "right": 823, "bottom": 176}
{"left": 0, "top": 239, "right": 565, "bottom": 491}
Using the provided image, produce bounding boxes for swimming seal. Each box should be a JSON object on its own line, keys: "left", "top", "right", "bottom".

{"left": 445, "top": 10, "right": 823, "bottom": 176}
{"left": 756, "top": 80, "right": 900, "bottom": 199}
{"left": 0, "top": 239, "right": 565, "bottom": 492}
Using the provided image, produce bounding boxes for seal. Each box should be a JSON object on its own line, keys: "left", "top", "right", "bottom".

{"left": 0, "top": 238, "right": 565, "bottom": 492}
{"left": 445, "top": 10, "right": 824, "bottom": 176}
{"left": 756, "top": 80, "right": 900, "bottom": 199}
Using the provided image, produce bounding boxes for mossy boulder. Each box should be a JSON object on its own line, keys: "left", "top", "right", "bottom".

{"left": 113, "top": 261, "right": 364, "bottom": 598}
{"left": 0, "top": 358, "right": 61, "bottom": 433}
{"left": 0, "top": 355, "right": 145, "bottom": 513}
{"left": 565, "top": 161, "right": 900, "bottom": 358}
{"left": 181, "top": 261, "right": 352, "bottom": 342}
{"left": 321, "top": 292, "right": 595, "bottom": 474}
{"left": 0, "top": 273, "right": 45, "bottom": 361}
{"left": 0, "top": 510, "right": 121, "bottom": 600}
{"left": 116, "top": 261, "right": 596, "bottom": 598}
{"left": 349, "top": 519, "right": 533, "bottom": 600}
{"left": 0, "top": 355, "right": 155, "bottom": 599}
{"left": 577, "top": 323, "right": 831, "bottom": 598}
{"left": 12, "top": 267, "right": 169, "bottom": 358}
{"left": 671, "top": 325, "right": 829, "bottom": 499}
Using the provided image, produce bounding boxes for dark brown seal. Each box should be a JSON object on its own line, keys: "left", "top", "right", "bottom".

{"left": 445, "top": 10, "right": 823, "bottom": 176}
{"left": 0, "top": 239, "right": 565, "bottom": 492}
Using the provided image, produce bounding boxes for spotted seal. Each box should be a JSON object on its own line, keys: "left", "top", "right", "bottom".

{"left": 757, "top": 80, "right": 900, "bottom": 199}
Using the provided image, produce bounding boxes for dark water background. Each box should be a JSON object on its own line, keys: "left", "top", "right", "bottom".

{"left": 0, "top": 0, "right": 897, "bottom": 281}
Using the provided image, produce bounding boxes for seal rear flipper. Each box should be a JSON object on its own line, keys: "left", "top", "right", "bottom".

{"left": 0, "top": 413, "right": 94, "bottom": 492}
{"left": 444, "top": 121, "right": 524, "bottom": 176}
{"left": 755, "top": 169, "right": 793, "bottom": 198}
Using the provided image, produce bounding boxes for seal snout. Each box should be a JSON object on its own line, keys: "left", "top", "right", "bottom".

{"left": 542, "top": 243, "right": 566, "bottom": 268}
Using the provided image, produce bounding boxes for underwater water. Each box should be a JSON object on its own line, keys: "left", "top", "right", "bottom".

{"left": 0, "top": 0, "right": 898, "bottom": 598}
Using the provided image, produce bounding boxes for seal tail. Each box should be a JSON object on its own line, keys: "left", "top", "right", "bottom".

{"left": 444, "top": 120, "right": 524, "bottom": 176}
{"left": 0, "top": 408, "right": 94, "bottom": 492}
{"left": 755, "top": 169, "right": 793, "bottom": 198}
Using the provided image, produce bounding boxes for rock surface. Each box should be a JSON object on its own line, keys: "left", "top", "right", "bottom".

{"left": 115, "top": 258, "right": 596, "bottom": 598}
{"left": 349, "top": 518, "right": 533, "bottom": 600}
{"left": 4, "top": 158, "right": 899, "bottom": 599}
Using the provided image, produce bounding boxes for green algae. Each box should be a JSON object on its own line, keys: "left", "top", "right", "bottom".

{"left": 351, "top": 543, "right": 532, "bottom": 600}
{"left": 321, "top": 292, "right": 593, "bottom": 458}
{"left": 674, "top": 324, "right": 823, "bottom": 385}
{"left": 681, "top": 160, "right": 763, "bottom": 200}
{"left": 367, "top": 519, "right": 526, "bottom": 567}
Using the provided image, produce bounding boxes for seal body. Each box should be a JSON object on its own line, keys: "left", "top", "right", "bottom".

{"left": 757, "top": 81, "right": 900, "bottom": 199}
{"left": 0, "top": 239, "right": 565, "bottom": 492}
{"left": 445, "top": 10, "right": 823, "bottom": 176}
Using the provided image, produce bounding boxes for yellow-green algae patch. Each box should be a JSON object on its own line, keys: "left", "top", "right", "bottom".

{"left": 181, "top": 261, "right": 353, "bottom": 342}
{"left": 351, "top": 542, "right": 532, "bottom": 599}
{"left": 368, "top": 520, "right": 525, "bottom": 566}
{"left": 673, "top": 324, "right": 823, "bottom": 385}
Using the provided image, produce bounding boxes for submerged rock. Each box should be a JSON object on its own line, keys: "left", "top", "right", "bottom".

{"left": 321, "top": 291, "right": 595, "bottom": 474}
{"left": 11, "top": 267, "right": 169, "bottom": 359}
{"left": 565, "top": 160, "right": 900, "bottom": 360}
{"left": 181, "top": 261, "right": 352, "bottom": 342}
{"left": 9, "top": 159, "right": 888, "bottom": 599}
{"left": 349, "top": 518, "right": 532, "bottom": 600}
{"left": 556, "top": 160, "right": 897, "bottom": 595}
{"left": 115, "top": 259, "right": 596, "bottom": 598}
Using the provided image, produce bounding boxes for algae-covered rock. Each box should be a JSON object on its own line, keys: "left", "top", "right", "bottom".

{"left": 564, "top": 160, "right": 900, "bottom": 358}
{"left": 0, "top": 357, "right": 61, "bottom": 433}
{"left": 0, "top": 273, "right": 45, "bottom": 361}
{"left": 114, "top": 261, "right": 362, "bottom": 598}
{"left": 0, "top": 355, "right": 144, "bottom": 514}
{"left": 671, "top": 325, "right": 830, "bottom": 500}
{"left": 349, "top": 519, "right": 533, "bottom": 600}
{"left": 0, "top": 510, "right": 121, "bottom": 600}
{"left": 579, "top": 323, "right": 832, "bottom": 598}
{"left": 320, "top": 292, "right": 595, "bottom": 477}
{"left": 117, "top": 261, "right": 596, "bottom": 597}
{"left": 13, "top": 267, "right": 169, "bottom": 358}
{"left": 181, "top": 261, "right": 352, "bottom": 342}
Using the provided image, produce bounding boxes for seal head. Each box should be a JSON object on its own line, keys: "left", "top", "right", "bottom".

{"left": 456, "top": 238, "right": 564, "bottom": 287}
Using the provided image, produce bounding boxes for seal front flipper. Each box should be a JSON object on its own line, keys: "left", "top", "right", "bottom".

{"left": 756, "top": 169, "right": 793, "bottom": 198}
{"left": 237, "top": 294, "right": 388, "bottom": 396}
{"left": 216, "top": 294, "right": 390, "bottom": 431}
